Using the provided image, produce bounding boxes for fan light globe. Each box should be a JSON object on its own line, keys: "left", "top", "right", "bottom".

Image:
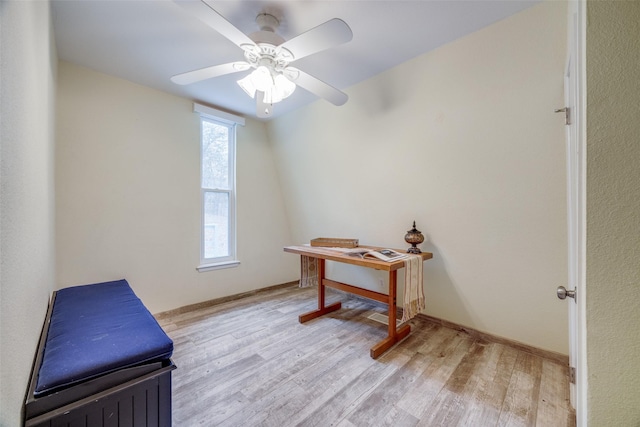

{"left": 262, "top": 74, "right": 296, "bottom": 104}
{"left": 275, "top": 74, "right": 296, "bottom": 99}
{"left": 252, "top": 66, "right": 273, "bottom": 92}
{"left": 262, "top": 87, "right": 278, "bottom": 105}
{"left": 237, "top": 74, "right": 257, "bottom": 98}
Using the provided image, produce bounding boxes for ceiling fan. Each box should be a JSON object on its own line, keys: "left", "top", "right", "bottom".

{"left": 171, "top": 0, "right": 353, "bottom": 118}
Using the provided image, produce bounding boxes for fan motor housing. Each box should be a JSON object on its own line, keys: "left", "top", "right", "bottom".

{"left": 249, "top": 30, "right": 285, "bottom": 46}
{"left": 250, "top": 13, "right": 285, "bottom": 46}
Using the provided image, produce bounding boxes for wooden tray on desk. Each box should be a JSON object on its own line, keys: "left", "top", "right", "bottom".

{"left": 310, "top": 237, "right": 359, "bottom": 248}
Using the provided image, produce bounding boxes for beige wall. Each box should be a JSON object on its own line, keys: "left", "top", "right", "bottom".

{"left": 55, "top": 62, "right": 298, "bottom": 313}
{"left": 268, "top": 1, "right": 569, "bottom": 354}
{"left": 586, "top": 1, "right": 640, "bottom": 424}
{"left": 0, "top": 1, "right": 58, "bottom": 424}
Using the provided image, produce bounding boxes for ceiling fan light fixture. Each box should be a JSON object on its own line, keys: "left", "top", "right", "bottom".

{"left": 172, "top": 3, "right": 353, "bottom": 117}
{"left": 238, "top": 66, "right": 296, "bottom": 105}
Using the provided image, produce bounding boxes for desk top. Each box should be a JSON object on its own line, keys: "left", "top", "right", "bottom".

{"left": 284, "top": 245, "right": 433, "bottom": 272}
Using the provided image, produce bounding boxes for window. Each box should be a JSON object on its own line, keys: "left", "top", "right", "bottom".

{"left": 194, "top": 103, "right": 244, "bottom": 271}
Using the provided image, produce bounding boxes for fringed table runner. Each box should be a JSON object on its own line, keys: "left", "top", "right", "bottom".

{"left": 299, "top": 255, "right": 318, "bottom": 288}
{"left": 400, "top": 254, "right": 425, "bottom": 323}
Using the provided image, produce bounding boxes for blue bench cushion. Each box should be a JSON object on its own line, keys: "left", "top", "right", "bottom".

{"left": 35, "top": 279, "right": 173, "bottom": 396}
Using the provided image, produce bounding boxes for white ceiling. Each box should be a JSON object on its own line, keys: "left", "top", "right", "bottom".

{"left": 52, "top": 0, "right": 539, "bottom": 120}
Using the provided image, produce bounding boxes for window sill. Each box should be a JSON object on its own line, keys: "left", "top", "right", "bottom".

{"left": 196, "top": 260, "right": 241, "bottom": 272}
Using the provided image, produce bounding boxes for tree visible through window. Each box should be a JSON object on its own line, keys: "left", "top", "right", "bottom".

{"left": 201, "top": 117, "right": 235, "bottom": 263}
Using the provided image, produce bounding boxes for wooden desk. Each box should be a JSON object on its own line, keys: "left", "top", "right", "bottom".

{"left": 284, "top": 245, "right": 433, "bottom": 359}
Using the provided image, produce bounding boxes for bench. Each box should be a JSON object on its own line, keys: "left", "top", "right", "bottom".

{"left": 24, "top": 279, "right": 176, "bottom": 427}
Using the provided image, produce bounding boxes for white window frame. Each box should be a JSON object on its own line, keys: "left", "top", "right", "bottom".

{"left": 194, "top": 103, "right": 245, "bottom": 272}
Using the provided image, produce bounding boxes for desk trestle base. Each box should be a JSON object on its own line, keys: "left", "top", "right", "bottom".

{"left": 298, "top": 301, "right": 341, "bottom": 323}
{"left": 298, "top": 264, "right": 410, "bottom": 359}
{"left": 285, "top": 245, "right": 432, "bottom": 359}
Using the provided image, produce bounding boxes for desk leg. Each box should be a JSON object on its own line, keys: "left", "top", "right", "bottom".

{"left": 370, "top": 269, "right": 411, "bottom": 359}
{"left": 299, "top": 258, "right": 341, "bottom": 323}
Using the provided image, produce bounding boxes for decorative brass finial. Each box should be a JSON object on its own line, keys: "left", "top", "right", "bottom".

{"left": 404, "top": 221, "right": 424, "bottom": 254}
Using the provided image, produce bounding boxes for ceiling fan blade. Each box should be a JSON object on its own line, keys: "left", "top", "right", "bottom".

{"left": 256, "top": 92, "right": 274, "bottom": 119}
{"left": 174, "top": 0, "right": 255, "bottom": 48}
{"left": 171, "top": 62, "right": 249, "bottom": 85}
{"left": 278, "top": 18, "right": 353, "bottom": 61}
{"left": 290, "top": 68, "right": 348, "bottom": 106}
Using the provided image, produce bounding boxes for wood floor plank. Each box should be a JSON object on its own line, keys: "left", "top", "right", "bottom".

{"left": 246, "top": 348, "right": 374, "bottom": 427}
{"left": 396, "top": 330, "right": 472, "bottom": 419}
{"left": 380, "top": 405, "right": 420, "bottom": 427}
{"left": 497, "top": 352, "right": 544, "bottom": 427}
{"left": 296, "top": 346, "right": 415, "bottom": 426}
{"left": 158, "top": 284, "right": 575, "bottom": 426}
{"left": 174, "top": 320, "right": 342, "bottom": 402}
{"left": 281, "top": 350, "right": 377, "bottom": 424}
{"left": 240, "top": 317, "right": 376, "bottom": 402}
{"left": 222, "top": 302, "right": 384, "bottom": 425}
{"left": 456, "top": 343, "right": 520, "bottom": 426}
{"left": 536, "top": 359, "right": 574, "bottom": 426}
{"left": 423, "top": 340, "right": 492, "bottom": 426}
{"left": 346, "top": 351, "right": 431, "bottom": 426}
{"left": 414, "top": 338, "right": 488, "bottom": 427}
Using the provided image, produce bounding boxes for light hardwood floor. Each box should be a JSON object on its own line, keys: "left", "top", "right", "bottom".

{"left": 156, "top": 284, "right": 575, "bottom": 427}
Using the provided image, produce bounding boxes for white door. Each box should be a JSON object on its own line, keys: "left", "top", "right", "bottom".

{"left": 558, "top": 3, "right": 585, "bottom": 423}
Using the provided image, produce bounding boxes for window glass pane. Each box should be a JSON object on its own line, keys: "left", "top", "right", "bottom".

{"left": 202, "top": 120, "right": 229, "bottom": 189}
{"left": 203, "top": 191, "right": 229, "bottom": 259}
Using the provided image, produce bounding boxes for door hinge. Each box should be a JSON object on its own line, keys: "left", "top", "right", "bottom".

{"left": 569, "top": 366, "right": 576, "bottom": 384}
{"left": 555, "top": 107, "right": 571, "bottom": 125}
